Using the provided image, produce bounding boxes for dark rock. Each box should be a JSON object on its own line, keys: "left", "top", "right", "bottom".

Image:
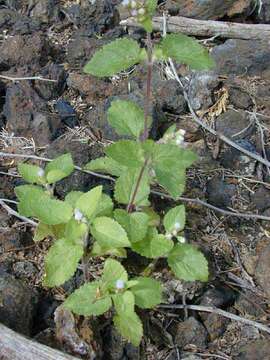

{"left": 55, "top": 100, "right": 78, "bottom": 128}
{"left": 212, "top": 39, "right": 270, "bottom": 76}
{"left": 229, "top": 87, "right": 253, "bottom": 110}
{"left": 206, "top": 177, "right": 236, "bottom": 208}
{"left": 0, "top": 272, "right": 37, "bottom": 335}
{"left": 188, "top": 71, "right": 219, "bottom": 110}
{"left": 146, "top": 317, "right": 173, "bottom": 347}
{"left": 251, "top": 186, "right": 270, "bottom": 211}
{"left": 12, "top": 16, "right": 42, "bottom": 35}
{"left": 29, "top": 0, "right": 59, "bottom": 23}
{"left": 165, "top": 0, "right": 251, "bottom": 19}
{"left": 0, "top": 208, "right": 10, "bottom": 228}
{"left": 204, "top": 313, "right": 229, "bottom": 341}
{"left": 46, "top": 137, "right": 105, "bottom": 197}
{"left": 0, "top": 228, "right": 22, "bottom": 253}
{"left": 13, "top": 260, "right": 38, "bottom": 280}
{"left": 0, "top": 9, "right": 20, "bottom": 31}
{"left": 66, "top": 35, "right": 99, "bottom": 68}
{"left": 154, "top": 79, "right": 186, "bottom": 115}
{"left": 235, "top": 290, "right": 267, "bottom": 318}
{"left": 215, "top": 109, "right": 253, "bottom": 140}
{"left": 255, "top": 244, "right": 270, "bottom": 301}
{"left": 173, "top": 317, "right": 207, "bottom": 349}
{"left": 200, "top": 287, "right": 235, "bottom": 312}
{"left": 34, "top": 63, "right": 67, "bottom": 101}
{"left": 254, "top": 0, "right": 270, "bottom": 23}
{"left": 236, "top": 339, "right": 270, "bottom": 360}
{"left": 0, "top": 80, "right": 5, "bottom": 110}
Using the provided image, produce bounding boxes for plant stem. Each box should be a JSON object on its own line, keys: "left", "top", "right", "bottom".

{"left": 141, "top": 32, "right": 153, "bottom": 142}
{"left": 127, "top": 159, "right": 148, "bottom": 213}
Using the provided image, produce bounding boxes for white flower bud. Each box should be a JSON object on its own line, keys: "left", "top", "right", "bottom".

{"left": 178, "top": 129, "right": 186, "bottom": 136}
{"left": 115, "top": 279, "right": 125, "bottom": 290}
{"left": 174, "top": 222, "right": 181, "bottom": 230}
{"left": 172, "top": 229, "right": 178, "bottom": 237}
{"left": 74, "top": 208, "right": 83, "bottom": 221}
{"left": 37, "top": 168, "right": 45, "bottom": 177}
{"left": 177, "top": 236, "right": 186, "bottom": 244}
{"left": 165, "top": 233, "right": 172, "bottom": 240}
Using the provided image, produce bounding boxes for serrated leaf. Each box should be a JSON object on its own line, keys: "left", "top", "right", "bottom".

{"left": 114, "top": 209, "right": 149, "bottom": 243}
{"left": 43, "top": 238, "right": 83, "bottom": 287}
{"left": 64, "top": 218, "right": 88, "bottom": 244}
{"left": 18, "top": 163, "right": 45, "bottom": 185}
{"left": 17, "top": 191, "right": 73, "bottom": 225}
{"left": 105, "top": 140, "right": 144, "bottom": 168}
{"left": 91, "top": 216, "right": 131, "bottom": 249}
{"left": 91, "top": 242, "right": 127, "bottom": 258}
{"left": 161, "top": 33, "right": 215, "bottom": 70}
{"left": 108, "top": 100, "right": 145, "bottom": 139}
{"left": 141, "top": 207, "right": 160, "bottom": 227}
{"left": 114, "top": 168, "right": 150, "bottom": 206}
{"left": 64, "top": 281, "right": 112, "bottom": 316}
{"left": 168, "top": 244, "right": 208, "bottom": 282}
{"left": 84, "top": 157, "right": 126, "bottom": 177}
{"left": 76, "top": 186, "right": 102, "bottom": 219}
{"left": 131, "top": 277, "right": 162, "bottom": 309}
{"left": 102, "top": 259, "right": 128, "bottom": 290}
{"left": 92, "top": 194, "right": 114, "bottom": 219}
{"left": 114, "top": 311, "right": 143, "bottom": 347}
{"left": 113, "top": 291, "right": 135, "bottom": 315}
{"left": 65, "top": 191, "right": 84, "bottom": 207}
{"left": 45, "top": 153, "right": 74, "bottom": 184}
{"left": 84, "top": 38, "right": 145, "bottom": 77}
{"left": 164, "top": 205, "right": 185, "bottom": 233}
{"left": 132, "top": 228, "right": 173, "bottom": 258}
{"left": 34, "top": 223, "right": 54, "bottom": 242}
{"left": 15, "top": 184, "right": 44, "bottom": 201}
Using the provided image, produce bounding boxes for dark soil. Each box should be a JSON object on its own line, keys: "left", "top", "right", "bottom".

{"left": 1, "top": 1, "right": 270, "bottom": 359}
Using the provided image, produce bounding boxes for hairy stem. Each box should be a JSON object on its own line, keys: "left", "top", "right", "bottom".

{"left": 141, "top": 32, "right": 153, "bottom": 141}
{"left": 127, "top": 159, "right": 148, "bottom": 213}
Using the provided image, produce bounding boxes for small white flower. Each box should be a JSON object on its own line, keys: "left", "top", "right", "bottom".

{"left": 172, "top": 229, "right": 178, "bottom": 237}
{"left": 165, "top": 233, "right": 172, "bottom": 240}
{"left": 177, "top": 236, "right": 186, "bottom": 244}
{"left": 178, "top": 129, "right": 186, "bottom": 136}
{"left": 130, "top": 0, "right": 137, "bottom": 8}
{"left": 37, "top": 168, "right": 45, "bottom": 177}
{"left": 138, "top": 8, "right": 145, "bottom": 15}
{"left": 116, "top": 279, "right": 125, "bottom": 290}
{"left": 174, "top": 222, "right": 181, "bottom": 230}
{"left": 74, "top": 208, "right": 83, "bottom": 221}
{"left": 176, "top": 138, "right": 183, "bottom": 146}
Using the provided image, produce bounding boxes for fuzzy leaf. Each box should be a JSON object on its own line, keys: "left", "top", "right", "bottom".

{"left": 114, "top": 311, "right": 143, "bottom": 347}
{"left": 131, "top": 277, "right": 162, "bottom": 309}
{"left": 84, "top": 38, "right": 145, "bottom": 77}
{"left": 34, "top": 223, "right": 54, "bottom": 242}
{"left": 132, "top": 228, "right": 173, "bottom": 258}
{"left": 45, "top": 153, "right": 74, "bottom": 184}
{"left": 64, "top": 281, "right": 112, "bottom": 316}
{"left": 44, "top": 238, "right": 83, "bottom": 287}
{"left": 161, "top": 33, "right": 215, "bottom": 70}
{"left": 108, "top": 100, "right": 145, "bottom": 139}
{"left": 92, "top": 194, "right": 114, "bottom": 218}
{"left": 168, "top": 244, "right": 208, "bottom": 282}
{"left": 75, "top": 186, "right": 102, "bottom": 219}
{"left": 102, "top": 259, "right": 128, "bottom": 290}
{"left": 114, "top": 209, "right": 149, "bottom": 243}
{"left": 114, "top": 168, "right": 150, "bottom": 206}
{"left": 105, "top": 140, "right": 144, "bottom": 168}
{"left": 91, "top": 242, "right": 127, "bottom": 258}
{"left": 163, "top": 205, "right": 185, "bottom": 233}
{"left": 91, "top": 217, "right": 131, "bottom": 249}
{"left": 113, "top": 291, "right": 135, "bottom": 314}
{"left": 65, "top": 191, "right": 84, "bottom": 207}
{"left": 15, "top": 185, "right": 44, "bottom": 201}
{"left": 64, "top": 218, "right": 88, "bottom": 244}
{"left": 84, "top": 157, "right": 125, "bottom": 177}
{"left": 18, "top": 163, "right": 45, "bottom": 185}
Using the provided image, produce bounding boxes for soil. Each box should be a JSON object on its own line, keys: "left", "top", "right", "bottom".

{"left": 1, "top": 1, "right": 270, "bottom": 359}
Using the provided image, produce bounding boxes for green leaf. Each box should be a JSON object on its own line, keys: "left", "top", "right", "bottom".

{"left": 168, "top": 244, "right": 208, "bottom": 282}
{"left": 114, "top": 311, "right": 143, "bottom": 347}
{"left": 141, "top": 207, "right": 160, "bottom": 227}
{"left": 114, "top": 209, "right": 149, "bottom": 243}
{"left": 131, "top": 277, "right": 163, "bottom": 309}
{"left": 132, "top": 228, "right": 174, "bottom": 258}
{"left": 15, "top": 184, "right": 44, "bottom": 201}
{"left": 64, "top": 281, "right": 112, "bottom": 316}
{"left": 91, "top": 242, "right": 127, "bottom": 258}
{"left": 64, "top": 218, "right": 88, "bottom": 244}
{"left": 43, "top": 238, "right": 83, "bottom": 287}
{"left": 45, "top": 154, "right": 74, "bottom": 184}
{"left": 114, "top": 168, "right": 150, "bottom": 206}
{"left": 108, "top": 100, "right": 145, "bottom": 139}
{"left": 33, "top": 223, "right": 54, "bottom": 242}
{"left": 91, "top": 216, "right": 131, "bottom": 249}
{"left": 146, "top": 0, "right": 158, "bottom": 13}
{"left": 161, "top": 33, "right": 215, "bottom": 70}
{"left": 113, "top": 291, "right": 135, "bottom": 314}
{"left": 163, "top": 205, "right": 185, "bottom": 233}
{"left": 84, "top": 38, "right": 146, "bottom": 77}
{"left": 105, "top": 140, "right": 144, "bottom": 168}
{"left": 17, "top": 192, "right": 73, "bottom": 225}
{"left": 102, "top": 259, "right": 128, "bottom": 290}
{"left": 92, "top": 194, "right": 114, "bottom": 219}
{"left": 84, "top": 157, "right": 125, "bottom": 177}
{"left": 18, "top": 163, "right": 45, "bottom": 185}
{"left": 65, "top": 191, "right": 84, "bottom": 207}
{"left": 76, "top": 186, "right": 102, "bottom": 219}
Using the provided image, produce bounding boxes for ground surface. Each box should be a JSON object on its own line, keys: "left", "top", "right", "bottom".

{"left": 0, "top": 1, "right": 270, "bottom": 359}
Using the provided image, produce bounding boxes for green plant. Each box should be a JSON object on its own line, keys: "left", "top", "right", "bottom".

{"left": 15, "top": 0, "right": 214, "bottom": 346}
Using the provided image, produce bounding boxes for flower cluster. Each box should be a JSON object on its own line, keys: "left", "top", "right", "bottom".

{"left": 165, "top": 222, "right": 186, "bottom": 243}
{"left": 121, "top": 0, "right": 147, "bottom": 21}
{"left": 161, "top": 128, "right": 186, "bottom": 148}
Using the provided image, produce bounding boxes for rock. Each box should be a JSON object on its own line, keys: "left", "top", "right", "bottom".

{"left": 0, "top": 33, "right": 48, "bottom": 71}
{"left": 251, "top": 186, "right": 270, "bottom": 211}
{"left": 229, "top": 87, "right": 253, "bottom": 110}
{"left": 188, "top": 71, "right": 219, "bottom": 110}
{"left": 200, "top": 287, "right": 235, "bottom": 315}
{"left": 146, "top": 317, "right": 173, "bottom": 347}
{"left": 46, "top": 137, "right": 105, "bottom": 197}
{"left": 235, "top": 290, "right": 267, "bottom": 318}
{"left": 67, "top": 35, "right": 99, "bottom": 68}
{"left": 34, "top": 63, "right": 67, "bottom": 101}
{"left": 0, "top": 272, "right": 37, "bottom": 335}
{"left": 55, "top": 100, "right": 78, "bottom": 128}
{"left": 4, "top": 82, "right": 61, "bottom": 146}
{"left": 215, "top": 109, "right": 253, "bottom": 140}
{"left": 12, "top": 16, "right": 42, "bottom": 35}
{"left": 206, "top": 177, "right": 236, "bottom": 208}
{"left": 154, "top": 79, "right": 186, "bottom": 115}
{"left": 0, "top": 228, "right": 22, "bottom": 253}
{"left": 13, "top": 261, "right": 38, "bottom": 280}
{"left": 212, "top": 39, "right": 270, "bottom": 76}
{"left": 0, "top": 9, "right": 20, "bottom": 32}
{"left": 29, "top": 0, "right": 59, "bottom": 23}
{"left": 254, "top": 244, "right": 270, "bottom": 300}
{"left": 254, "top": 0, "right": 270, "bottom": 23}
{"left": 0, "top": 208, "right": 10, "bottom": 228}
{"left": 236, "top": 339, "right": 270, "bottom": 359}
{"left": 173, "top": 317, "right": 207, "bottom": 349}
{"left": 165, "top": 0, "right": 251, "bottom": 19}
